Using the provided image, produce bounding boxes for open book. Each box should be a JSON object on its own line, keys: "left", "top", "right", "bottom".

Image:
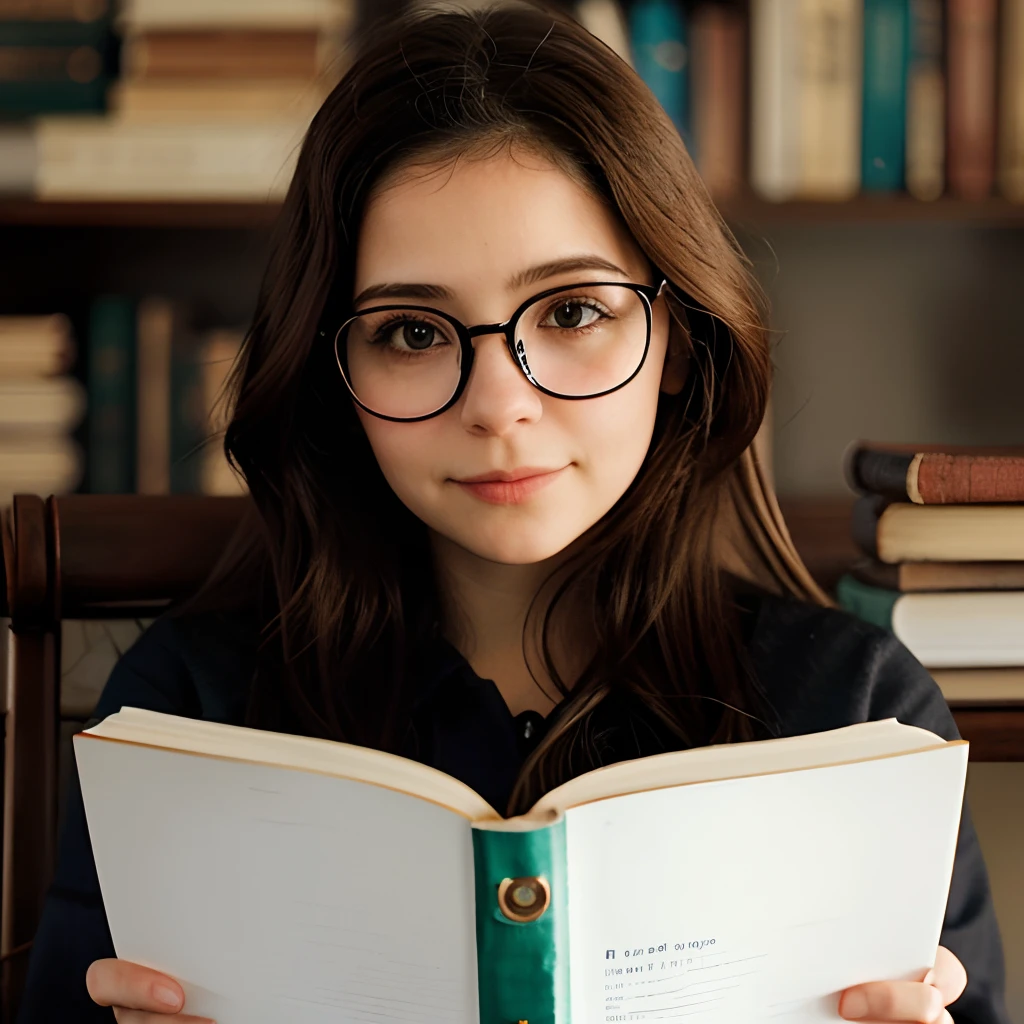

{"left": 75, "top": 710, "right": 967, "bottom": 1024}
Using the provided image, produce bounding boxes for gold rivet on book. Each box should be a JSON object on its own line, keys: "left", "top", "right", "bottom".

{"left": 497, "top": 876, "right": 550, "bottom": 923}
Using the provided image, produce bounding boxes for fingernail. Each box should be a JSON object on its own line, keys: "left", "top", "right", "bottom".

{"left": 154, "top": 984, "right": 182, "bottom": 1009}
{"left": 842, "top": 991, "right": 869, "bottom": 1019}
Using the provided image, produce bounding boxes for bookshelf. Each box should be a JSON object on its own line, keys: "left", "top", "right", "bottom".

{"left": 6, "top": 195, "right": 1024, "bottom": 229}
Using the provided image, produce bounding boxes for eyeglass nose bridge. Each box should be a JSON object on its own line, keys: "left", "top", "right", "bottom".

{"left": 464, "top": 319, "right": 537, "bottom": 382}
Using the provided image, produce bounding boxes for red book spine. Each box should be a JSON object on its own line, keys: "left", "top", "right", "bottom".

{"left": 915, "top": 454, "right": 1024, "bottom": 503}
{"left": 947, "top": 0, "right": 998, "bottom": 198}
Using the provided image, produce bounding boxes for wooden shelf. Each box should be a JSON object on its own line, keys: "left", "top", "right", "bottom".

{"left": 0, "top": 199, "right": 282, "bottom": 229}
{"left": 3, "top": 195, "right": 1024, "bottom": 229}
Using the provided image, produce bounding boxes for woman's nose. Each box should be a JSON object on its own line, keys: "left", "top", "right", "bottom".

{"left": 458, "top": 331, "right": 543, "bottom": 436}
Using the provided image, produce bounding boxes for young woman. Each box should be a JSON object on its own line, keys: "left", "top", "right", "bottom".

{"left": 18, "top": 3, "right": 1008, "bottom": 1022}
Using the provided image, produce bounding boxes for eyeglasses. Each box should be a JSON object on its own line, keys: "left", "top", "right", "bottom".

{"left": 333, "top": 279, "right": 668, "bottom": 422}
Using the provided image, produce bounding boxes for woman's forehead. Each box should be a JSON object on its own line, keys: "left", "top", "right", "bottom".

{"left": 354, "top": 150, "right": 646, "bottom": 297}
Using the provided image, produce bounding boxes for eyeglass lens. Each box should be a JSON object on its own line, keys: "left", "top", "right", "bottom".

{"left": 340, "top": 283, "right": 649, "bottom": 419}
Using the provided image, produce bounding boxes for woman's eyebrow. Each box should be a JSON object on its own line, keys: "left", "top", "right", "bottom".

{"left": 352, "top": 254, "right": 630, "bottom": 307}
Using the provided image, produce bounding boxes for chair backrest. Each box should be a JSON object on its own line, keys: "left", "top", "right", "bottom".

{"left": 0, "top": 493, "right": 248, "bottom": 1020}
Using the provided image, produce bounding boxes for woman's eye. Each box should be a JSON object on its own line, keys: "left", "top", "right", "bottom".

{"left": 545, "top": 300, "right": 603, "bottom": 329}
{"left": 380, "top": 319, "right": 446, "bottom": 351}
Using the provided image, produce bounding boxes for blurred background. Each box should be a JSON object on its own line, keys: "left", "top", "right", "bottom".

{"left": 0, "top": 0, "right": 1022, "bottom": 1015}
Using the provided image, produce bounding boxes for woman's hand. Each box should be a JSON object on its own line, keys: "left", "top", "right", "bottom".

{"left": 86, "top": 959, "right": 214, "bottom": 1023}
{"left": 839, "top": 945, "right": 967, "bottom": 1023}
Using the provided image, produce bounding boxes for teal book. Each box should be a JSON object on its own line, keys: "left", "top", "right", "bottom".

{"left": 629, "top": 0, "right": 691, "bottom": 150}
{"left": 0, "top": 17, "right": 115, "bottom": 116}
{"left": 862, "top": 0, "right": 912, "bottom": 191}
{"left": 87, "top": 296, "right": 136, "bottom": 494}
{"left": 836, "top": 572, "right": 900, "bottom": 630}
{"left": 75, "top": 707, "right": 968, "bottom": 1023}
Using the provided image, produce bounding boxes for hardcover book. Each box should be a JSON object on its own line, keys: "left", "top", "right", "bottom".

{"left": 76, "top": 708, "right": 968, "bottom": 1024}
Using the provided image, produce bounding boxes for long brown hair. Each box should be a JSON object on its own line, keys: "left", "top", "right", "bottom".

{"left": 186, "top": 0, "right": 827, "bottom": 815}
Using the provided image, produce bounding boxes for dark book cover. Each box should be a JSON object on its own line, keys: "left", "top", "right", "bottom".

{"left": 87, "top": 295, "right": 136, "bottom": 495}
{"left": 862, "top": 0, "right": 911, "bottom": 191}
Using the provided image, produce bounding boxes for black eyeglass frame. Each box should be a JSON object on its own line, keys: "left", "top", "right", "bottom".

{"left": 332, "top": 278, "right": 669, "bottom": 423}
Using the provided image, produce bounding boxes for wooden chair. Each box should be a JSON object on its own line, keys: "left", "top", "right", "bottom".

{"left": 0, "top": 493, "right": 248, "bottom": 1021}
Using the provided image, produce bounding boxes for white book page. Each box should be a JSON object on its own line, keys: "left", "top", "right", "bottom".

{"left": 566, "top": 746, "right": 966, "bottom": 1022}
{"left": 76, "top": 738, "right": 480, "bottom": 1024}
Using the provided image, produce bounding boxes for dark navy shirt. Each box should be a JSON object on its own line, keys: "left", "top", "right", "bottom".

{"left": 17, "top": 592, "right": 1011, "bottom": 1023}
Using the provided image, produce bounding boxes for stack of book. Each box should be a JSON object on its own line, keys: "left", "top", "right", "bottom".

{"left": 0, "top": 314, "right": 85, "bottom": 507}
{"left": 0, "top": 0, "right": 354, "bottom": 199}
{"left": 839, "top": 442, "right": 1024, "bottom": 705}
{"left": 88, "top": 294, "right": 245, "bottom": 496}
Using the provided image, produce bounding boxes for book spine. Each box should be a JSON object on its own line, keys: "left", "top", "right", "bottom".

{"left": 836, "top": 573, "right": 900, "bottom": 631}
{"left": 472, "top": 819, "right": 569, "bottom": 1024}
{"left": 87, "top": 296, "right": 136, "bottom": 494}
{"left": 849, "top": 448, "right": 915, "bottom": 500}
{"left": 750, "top": 0, "right": 801, "bottom": 200}
{"left": 0, "top": 20, "right": 112, "bottom": 47}
{"left": 630, "top": 0, "right": 691, "bottom": 151}
{"left": 0, "top": 123, "right": 36, "bottom": 192}
{"left": 0, "top": 80, "right": 108, "bottom": 116}
{"left": 906, "top": 0, "right": 945, "bottom": 200}
{"left": 850, "top": 493, "right": 885, "bottom": 559}
{"left": 0, "top": 0, "right": 110, "bottom": 15}
{"left": 861, "top": 0, "right": 910, "bottom": 191}
{"left": 135, "top": 297, "right": 173, "bottom": 495}
{"left": 170, "top": 333, "right": 205, "bottom": 494}
{"left": 798, "top": 0, "right": 862, "bottom": 199}
{"left": 947, "top": 0, "right": 997, "bottom": 199}
{"left": 1000, "top": 0, "right": 1024, "bottom": 199}
{"left": 914, "top": 453, "right": 1024, "bottom": 503}
{"left": 691, "top": 2, "right": 745, "bottom": 198}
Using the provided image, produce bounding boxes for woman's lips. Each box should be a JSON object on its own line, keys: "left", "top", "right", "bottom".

{"left": 453, "top": 466, "right": 568, "bottom": 505}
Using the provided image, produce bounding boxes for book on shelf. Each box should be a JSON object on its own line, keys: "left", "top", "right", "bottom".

{"left": 629, "top": 0, "right": 691, "bottom": 151}
{"left": 108, "top": 79, "right": 331, "bottom": 121}
{"left": 853, "top": 556, "right": 1024, "bottom": 593}
{"left": 905, "top": 0, "right": 944, "bottom": 201}
{"left": 837, "top": 574, "right": 1024, "bottom": 669}
{"left": 0, "top": 376, "right": 85, "bottom": 433}
{"left": 574, "top": 0, "right": 632, "bottom": 67}
{"left": 116, "top": 0, "right": 354, "bottom": 32}
{"left": 852, "top": 495, "right": 1024, "bottom": 563}
{"left": 32, "top": 117, "right": 306, "bottom": 199}
{"left": 861, "top": 0, "right": 909, "bottom": 192}
{"left": 121, "top": 30, "right": 332, "bottom": 82}
{"left": 0, "top": 313, "right": 74, "bottom": 375}
{"left": 846, "top": 442, "right": 1024, "bottom": 504}
{"left": 1000, "top": 0, "right": 1024, "bottom": 201}
{"left": 930, "top": 668, "right": 1024, "bottom": 704}
{"left": 87, "top": 295, "right": 136, "bottom": 494}
{"left": 77, "top": 707, "right": 966, "bottom": 1024}
{"left": 135, "top": 296, "right": 175, "bottom": 495}
{"left": 0, "top": 7, "right": 115, "bottom": 116}
{"left": 197, "top": 328, "right": 246, "bottom": 496}
{"left": 946, "top": 0, "right": 997, "bottom": 199}
{"left": 0, "top": 0, "right": 109, "bottom": 17}
{"left": 749, "top": 0, "right": 800, "bottom": 201}
{"left": 0, "top": 312, "right": 86, "bottom": 505}
{"left": 750, "top": 0, "right": 861, "bottom": 201}
{"left": 690, "top": 1, "right": 744, "bottom": 199}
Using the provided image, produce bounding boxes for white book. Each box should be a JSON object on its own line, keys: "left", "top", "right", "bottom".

{"left": 0, "top": 377, "right": 86, "bottom": 434}
{"left": 0, "top": 436, "right": 84, "bottom": 505}
{"left": 76, "top": 709, "right": 967, "bottom": 1023}
{"left": 750, "top": 0, "right": 802, "bottom": 200}
{"left": 799, "top": 0, "right": 862, "bottom": 199}
{"left": 575, "top": 0, "right": 633, "bottom": 66}
{"left": 34, "top": 118, "right": 306, "bottom": 200}
{"left": 890, "top": 591, "right": 1024, "bottom": 669}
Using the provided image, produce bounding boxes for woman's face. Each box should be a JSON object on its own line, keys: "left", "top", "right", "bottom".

{"left": 352, "top": 148, "right": 678, "bottom": 565}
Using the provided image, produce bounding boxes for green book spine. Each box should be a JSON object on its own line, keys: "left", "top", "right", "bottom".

{"left": 0, "top": 20, "right": 112, "bottom": 47}
{"left": 862, "top": 0, "right": 911, "bottom": 191}
{"left": 87, "top": 296, "right": 136, "bottom": 494}
{"left": 472, "top": 819, "right": 569, "bottom": 1024}
{"left": 0, "top": 79, "right": 108, "bottom": 115}
{"left": 836, "top": 573, "right": 900, "bottom": 631}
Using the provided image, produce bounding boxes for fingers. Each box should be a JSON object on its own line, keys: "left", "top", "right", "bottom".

{"left": 839, "top": 981, "right": 946, "bottom": 1022}
{"left": 929, "top": 946, "right": 969, "bottom": 1006}
{"left": 113, "top": 1012, "right": 215, "bottom": 1024}
{"left": 87, "top": 959, "right": 185, "bottom": 1013}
